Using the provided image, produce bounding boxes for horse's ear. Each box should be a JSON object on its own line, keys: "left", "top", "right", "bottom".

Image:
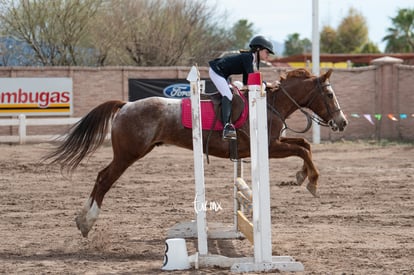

{"left": 321, "top": 69, "right": 333, "bottom": 81}
{"left": 326, "top": 69, "right": 333, "bottom": 78}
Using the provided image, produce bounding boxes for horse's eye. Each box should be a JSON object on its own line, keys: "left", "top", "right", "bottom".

{"left": 327, "top": 93, "right": 333, "bottom": 99}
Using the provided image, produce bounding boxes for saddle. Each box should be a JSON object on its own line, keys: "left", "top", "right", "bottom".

{"left": 181, "top": 88, "right": 248, "bottom": 130}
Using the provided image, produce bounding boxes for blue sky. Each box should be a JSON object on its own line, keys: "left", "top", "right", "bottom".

{"left": 206, "top": 0, "right": 412, "bottom": 53}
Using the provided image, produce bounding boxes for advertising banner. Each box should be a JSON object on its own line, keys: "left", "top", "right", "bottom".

{"left": 0, "top": 78, "right": 72, "bottom": 116}
{"left": 128, "top": 78, "right": 216, "bottom": 101}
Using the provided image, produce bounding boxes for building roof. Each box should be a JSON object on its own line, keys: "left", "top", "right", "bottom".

{"left": 270, "top": 53, "right": 414, "bottom": 66}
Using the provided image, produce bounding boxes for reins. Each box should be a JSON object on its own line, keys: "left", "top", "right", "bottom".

{"left": 267, "top": 88, "right": 313, "bottom": 135}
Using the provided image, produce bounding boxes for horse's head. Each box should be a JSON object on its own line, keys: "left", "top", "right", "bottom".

{"left": 306, "top": 69, "right": 348, "bottom": 132}
{"left": 276, "top": 68, "right": 347, "bottom": 132}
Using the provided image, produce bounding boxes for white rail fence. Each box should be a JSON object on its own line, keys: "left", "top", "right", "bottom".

{"left": 0, "top": 114, "right": 81, "bottom": 144}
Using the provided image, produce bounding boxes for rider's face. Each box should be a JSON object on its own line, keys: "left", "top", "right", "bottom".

{"left": 259, "top": 48, "right": 270, "bottom": 61}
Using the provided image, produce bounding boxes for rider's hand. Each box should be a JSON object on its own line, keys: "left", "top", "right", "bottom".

{"left": 267, "top": 80, "right": 280, "bottom": 90}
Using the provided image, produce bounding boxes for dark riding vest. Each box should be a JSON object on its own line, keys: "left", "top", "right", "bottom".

{"left": 209, "top": 52, "right": 254, "bottom": 85}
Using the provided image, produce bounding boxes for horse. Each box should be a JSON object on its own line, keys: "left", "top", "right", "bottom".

{"left": 44, "top": 68, "right": 347, "bottom": 238}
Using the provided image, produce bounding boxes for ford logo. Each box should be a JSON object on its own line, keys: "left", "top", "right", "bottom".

{"left": 163, "top": 83, "right": 191, "bottom": 98}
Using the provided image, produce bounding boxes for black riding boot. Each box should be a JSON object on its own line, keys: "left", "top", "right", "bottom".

{"left": 221, "top": 97, "right": 237, "bottom": 140}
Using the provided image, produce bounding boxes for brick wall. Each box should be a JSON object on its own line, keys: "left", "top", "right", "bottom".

{"left": 1, "top": 61, "right": 413, "bottom": 141}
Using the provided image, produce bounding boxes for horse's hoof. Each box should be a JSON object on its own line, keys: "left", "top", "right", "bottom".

{"left": 75, "top": 216, "right": 90, "bottom": 238}
{"left": 296, "top": 171, "right": 306, "bottom": 186}
{"left": 306, "top": 183, "right": 320, "bottom": 198}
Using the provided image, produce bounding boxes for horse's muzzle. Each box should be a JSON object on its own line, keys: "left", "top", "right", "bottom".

{"left": 329, "top": 117, "right": 348, "bottom": 132}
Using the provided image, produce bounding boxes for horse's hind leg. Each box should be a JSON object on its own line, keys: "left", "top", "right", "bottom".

{"left": 75, "top": 158, "right": 131, "bottom": 237}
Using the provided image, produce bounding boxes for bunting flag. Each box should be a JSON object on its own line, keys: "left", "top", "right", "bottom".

{"left": 374, "top": 114, "right": 382, "bottom": 121}
{"left": 363, "top": 114, "right": 375, "bottom": 125}
{"left": 387, "top": 114, "right": 398, "bottom": 121}
{"left": 349, "top": 113, "right": 414, "bottom": 124}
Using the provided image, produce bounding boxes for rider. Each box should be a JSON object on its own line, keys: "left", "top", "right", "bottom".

{"left": 209, "top": 35, "right": 279, "bottom": 140}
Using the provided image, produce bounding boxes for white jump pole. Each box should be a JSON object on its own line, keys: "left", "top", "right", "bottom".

{"left": 247, "top": 73, "right": 272, "bottom": 262}
{"left": 187, "top": 65, "right": 208, "bottom": 256}
{"left": 312, "top": 0, "right": 321, "bottom": 144}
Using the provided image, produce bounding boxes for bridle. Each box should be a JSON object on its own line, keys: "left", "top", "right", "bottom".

{"left": 267, "top": 77, "right": 342, "bottom": 135}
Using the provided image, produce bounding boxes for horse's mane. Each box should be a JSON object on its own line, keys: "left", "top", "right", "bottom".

{"left": 280, "top": 68, "right": 313, "bottom": 82}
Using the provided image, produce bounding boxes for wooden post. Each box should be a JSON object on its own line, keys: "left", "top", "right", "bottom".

{"left": 18, "top": 114, "right": 26, "bottom": 145}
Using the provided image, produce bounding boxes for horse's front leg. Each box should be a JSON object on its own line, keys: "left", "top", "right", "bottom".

{"left": 269, "top": 139, "right": 319, "bottom": 197}
{"left": 279, "top": 137, "right": 312, "bottom": 186}
{"left": 76, "top": 160, "right": 129, "bottom": 237}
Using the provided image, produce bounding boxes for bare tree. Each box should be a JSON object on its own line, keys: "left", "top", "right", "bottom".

{"left": 114, "top": 0, "right": 231, "bottom": 66}
{"left": 0, "top": 0, "right": 236, "bottom": 66}
{"left": 0, "top": 0, "right": 102, "bottom": 66}
{"left": 0, "top": 37, "right": 40, "bottom": 66}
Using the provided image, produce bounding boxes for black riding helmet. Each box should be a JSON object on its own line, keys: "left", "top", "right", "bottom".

{"left": 249, "top": 35, "right": 274, "bottom": 54}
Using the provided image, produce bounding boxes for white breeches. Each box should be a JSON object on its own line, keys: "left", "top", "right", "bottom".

{"left": 209, "top": 67, "right": 233, "bottom": 100}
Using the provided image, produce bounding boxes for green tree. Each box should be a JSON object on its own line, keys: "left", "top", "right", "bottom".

{"left": 337, "top": 8, "right": 368, "bottom": 53}
{"left": 320, "top": 25, "right": 342, "bottom": 53}
{"left": 320, "top": 8, "right": 375, "bottom": 54}
{"left": 230, "top": 19, "right": 255, "bottom": 50}
{"left": 283, "top": 33, "right": 311, "bottom": 56}
{"left": 359, "top": 41, "right": 381, "bottom": 54}
{"left": 383, "top": 8, "right": 414, "bottom": 53}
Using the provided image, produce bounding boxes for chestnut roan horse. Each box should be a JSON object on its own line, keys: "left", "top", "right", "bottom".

{"left": 45, "top": 68, "right": 347, "bottom": 238}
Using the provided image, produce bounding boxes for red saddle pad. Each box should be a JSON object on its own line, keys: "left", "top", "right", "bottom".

{"left": 181, "top": 98, "right": 248, "bottom": 130}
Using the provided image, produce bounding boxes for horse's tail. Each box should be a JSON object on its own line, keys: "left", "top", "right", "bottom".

{"left": 44, "top": 100, "right": 127, "bottom": 173}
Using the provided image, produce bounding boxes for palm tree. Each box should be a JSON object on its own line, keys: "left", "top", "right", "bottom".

{"left": 383, "top": 8, "right": 414, "bottom": 53}
{"left": 231, "top": 19, "right": 255, "bottom": 50}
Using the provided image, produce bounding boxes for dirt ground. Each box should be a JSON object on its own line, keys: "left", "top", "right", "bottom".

{"left": 0, "top": 141, "right": 413, "bottom": 274}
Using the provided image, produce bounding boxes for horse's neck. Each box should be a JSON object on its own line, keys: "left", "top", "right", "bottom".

{"left": 266, "top": 87, "right": 300, "bottom": 120}
{"left": 247, "top": 84, "right": 306, "bottom": 119}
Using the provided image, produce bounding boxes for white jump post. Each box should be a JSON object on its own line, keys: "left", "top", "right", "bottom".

{"left": 187, "top": 65, "right": 208, "bottom": 256}
{"left": 249, "top": 72, "right": 272, "bottom": 263}
{"left": 167, "top": 66, "right": 240, "bottom": 242}
{"left": 230, "top": 72, "right": 304, "bottom": 272}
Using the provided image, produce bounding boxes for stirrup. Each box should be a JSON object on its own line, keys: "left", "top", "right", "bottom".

{"left": 223, "top": 123, "right": 237, "bottom": 140}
